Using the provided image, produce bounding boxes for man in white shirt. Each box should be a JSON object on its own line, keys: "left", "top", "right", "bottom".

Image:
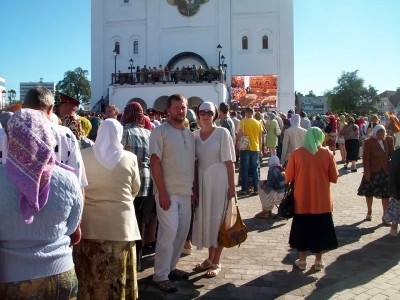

{"left": 150, "top": 94, "right": 196, "bottom": 293}
{"left": 105, "top": 105, "right": 119, "bottom": 119}
{"left": 22, "top": 87, "right": 88, "bottom": 189}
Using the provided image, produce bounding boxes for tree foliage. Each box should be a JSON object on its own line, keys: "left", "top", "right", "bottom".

{"left": 305, "top": 90, "right": 316, "bottom": 97}
{"left": 57, "top": 67, "right": 91, "bottom": 105}
{"left": 326, "top": 70, "right": 379, "bottom": 115}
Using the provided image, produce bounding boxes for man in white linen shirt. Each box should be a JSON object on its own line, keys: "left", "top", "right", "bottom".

{"left": 22, "top": 87, "right": 88, "bottom": 189}
{"left": 150, "top": 94, "right": 196, "bottom": 293}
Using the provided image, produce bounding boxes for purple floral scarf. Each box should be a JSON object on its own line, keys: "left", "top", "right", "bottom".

{"left": 6, "top": 109, "right": 56, "bottom": 224}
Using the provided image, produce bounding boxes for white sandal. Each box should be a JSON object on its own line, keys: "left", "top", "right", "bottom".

{"left": 295, "top": 259, "right": 307, "bottom": 270}
{"left": 195, "top": 259, "right": 212, "bottom": 270}
{"left": 206, "top": 263, "right": 222, "bottom": 277}
{"left": 314, "top": 260, "right": 325, "bottom": 271}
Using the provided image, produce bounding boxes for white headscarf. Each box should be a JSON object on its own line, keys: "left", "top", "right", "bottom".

{"left": 268, "top": 155, "right": 281, "bottom": 168}
{"left": 198, "top": 101, "right": 216, "bottom": 114}
{"left": 371, "top": 124, "right": 386, "bottom": 151}
{"left": 93, "top": 119, "right": 124, "bottom": 170}
{"left": 290, "top": 114, "right": 301, "bottom": 126}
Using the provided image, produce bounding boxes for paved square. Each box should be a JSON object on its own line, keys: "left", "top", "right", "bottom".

{"left": 137, "top": 154, "right": 400, "bottom": 299}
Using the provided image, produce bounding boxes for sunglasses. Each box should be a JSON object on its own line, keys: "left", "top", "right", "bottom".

{"left": 199, "top": 110, "right": 214, "bottom": 117}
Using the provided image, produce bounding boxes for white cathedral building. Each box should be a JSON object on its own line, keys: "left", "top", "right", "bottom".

{"left": 91, "top": 0, "right": 294, "bottom": 113}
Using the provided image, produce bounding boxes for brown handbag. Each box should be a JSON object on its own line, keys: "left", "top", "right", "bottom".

{"left": 218, "top": 198, "right": 248, "bottom": 248}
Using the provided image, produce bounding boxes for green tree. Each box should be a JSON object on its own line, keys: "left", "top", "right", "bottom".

{"left": 305, "top": 90, "right": 316, "bottom": 97}
{"left": 57, "top": 67, "right": 91, "bottom": 105}
{"left": 326, "top": 70, "right": 379, "bottom": 115}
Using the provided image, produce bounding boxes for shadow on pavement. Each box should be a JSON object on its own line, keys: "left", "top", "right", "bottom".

{"left": 306, "top": 234, "right": 400, "bottom": 299}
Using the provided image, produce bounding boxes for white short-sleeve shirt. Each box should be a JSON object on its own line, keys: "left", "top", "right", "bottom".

{"left": 149, "top": 122, "right": 195, "bottom": 196}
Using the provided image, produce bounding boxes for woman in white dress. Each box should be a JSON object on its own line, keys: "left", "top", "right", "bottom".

{"left": 192, "top": 102, "right": 236, "bottom": 277}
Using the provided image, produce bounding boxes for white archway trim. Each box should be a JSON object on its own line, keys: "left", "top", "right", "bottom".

{"left": 110, "top": 35, "right": 123, "bottom": 58}
{"left": 259, "top": 29, "right": 273, "bottom": 53}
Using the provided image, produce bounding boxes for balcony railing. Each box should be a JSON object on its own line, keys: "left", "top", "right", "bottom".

{"left": 111, "top": 69, "right": 224, "bottom": 85}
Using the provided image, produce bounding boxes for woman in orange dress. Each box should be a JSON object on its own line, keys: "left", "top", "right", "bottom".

{"left": 285, "top": 127, "right": 339, "bottom": 271}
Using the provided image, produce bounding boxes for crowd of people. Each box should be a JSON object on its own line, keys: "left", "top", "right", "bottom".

{"left": 0, "top": 86, "right": 400, "bottom": 299}
{"left": 114, "top": 64, "right": 224, "bottom": 85}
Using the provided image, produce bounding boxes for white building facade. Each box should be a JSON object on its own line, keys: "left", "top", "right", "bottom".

{"left": 91, "top": 0, "right": 294, "bottom": 113}
{"left": 299, "top": 96, "right": 330, "bottom": 116}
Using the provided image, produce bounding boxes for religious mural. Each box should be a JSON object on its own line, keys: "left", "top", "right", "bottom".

{"left": 231, "top": 75, "right": 278, "bottom": 109}
{"left": 166, "top": 0, "right": 210, "bottom": 17}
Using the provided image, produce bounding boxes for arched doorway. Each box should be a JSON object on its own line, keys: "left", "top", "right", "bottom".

{"left": 188, "top": 96, "right": 204, "bottom": 108}
{"left": 167, "top": 52, "right": 209, "bottom": 70}
{"left": 153, "top": 96, "right": 169, "bottom": 112}
{"left": 127, "top": 98, "right": 147, "bottom": 110}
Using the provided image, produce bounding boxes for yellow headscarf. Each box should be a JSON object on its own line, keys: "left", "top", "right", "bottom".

{"left": 80, "top": 117, "right": 92, "bottom": 137}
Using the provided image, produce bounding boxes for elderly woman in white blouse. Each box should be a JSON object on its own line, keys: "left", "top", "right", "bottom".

{"left": 73, "top": 119, "right": 141, "bottom": 300}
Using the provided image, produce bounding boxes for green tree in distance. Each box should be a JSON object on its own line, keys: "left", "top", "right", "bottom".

{"left": 305, "top": 90, "right": 316, "bottom": 97}
{"left": 326, "top": 70, "right": 379, "bottom": 115}
{"left": 57, "top": 67, "right": 91, "bottom": 105}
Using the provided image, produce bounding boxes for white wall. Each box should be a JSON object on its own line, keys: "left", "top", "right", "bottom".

{"left": 91, "top": 0, "right": 294, "bottom": 112}
{"left": 109, "top": 83, "right": 228, "bottom": 112}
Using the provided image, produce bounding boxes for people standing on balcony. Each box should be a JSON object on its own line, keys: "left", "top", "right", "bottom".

{"left": 150, "top": 94, "right": 195, "bottom": 293}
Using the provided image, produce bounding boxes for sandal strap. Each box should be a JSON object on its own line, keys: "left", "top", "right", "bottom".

{"left": 170, "top": 268, "right": 189, "bottom": 278}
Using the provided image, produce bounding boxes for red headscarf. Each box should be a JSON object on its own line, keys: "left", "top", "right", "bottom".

{"left": 144, "top": 116, "right": 153, "bottom": 131}
{"left": 123, "top": 102, "right": 144, "bottom": 127}
{"left": 358, "top": 117, "right": 365, "bottom": 125}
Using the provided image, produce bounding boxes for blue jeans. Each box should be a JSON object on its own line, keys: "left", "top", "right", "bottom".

{"left": 240, "top": 150, "right": 260, "bottom": 192}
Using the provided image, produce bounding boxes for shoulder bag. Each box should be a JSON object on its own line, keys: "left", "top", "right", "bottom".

{"left": 237, "top": 119, "right": 250, "bottom": 151}
{"left": 277, "top": 181, "right": 295, "bottom": 219}
{"left": 219, "top": 197, "right": 248, "bottom": 248}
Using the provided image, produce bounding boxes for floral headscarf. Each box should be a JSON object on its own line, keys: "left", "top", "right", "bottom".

{"left": 303, "top": 127, "right": 325, "bottom": 155}
{"left": 268, "top": 155, "right": 281, "bottom": 168}
{"left": 61, "top": 115, "right": 83, "bottom": 140}
{"left": 6, "top": 109, "right": 73, "bottom": 224}
{"left": 123, "top": 102, "right": 144, "bottom": 127}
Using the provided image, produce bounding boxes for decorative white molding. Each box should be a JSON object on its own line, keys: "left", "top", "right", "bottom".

{"left": 232, "top": 13, "right": 273, "bottom": 20}
{"left": 161, "top": 25, "right": 215, "bottom": 34}
{"left": 105, "top": 20, "right": 146, "bottom": 28}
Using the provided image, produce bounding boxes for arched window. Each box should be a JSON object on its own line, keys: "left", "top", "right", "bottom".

{"left": 133, "top": 41, "right": 138, "bottom": 54}
{"left": 262, "top": 35, "right": 269, "bottom": 49}
{"left": 114, "top": 42, "right": 120, "bottom": 54}
{"left": 242, "top": 36, "right": 248, "bottom": 50}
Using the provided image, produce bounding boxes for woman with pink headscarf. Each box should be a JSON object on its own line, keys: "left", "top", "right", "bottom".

{"left": 0, "top": 109, "right": 83, "bottom": 299}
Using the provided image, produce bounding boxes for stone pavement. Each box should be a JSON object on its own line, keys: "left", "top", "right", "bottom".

{"left": 137, "top": 153, "right": 400, "bottom": 299}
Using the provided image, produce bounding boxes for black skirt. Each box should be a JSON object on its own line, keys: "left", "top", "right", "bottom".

{"left": 345, "top": 139, "right": 359, "bottom": 162}
{"left": 289, "top": 213, "right": 338, "bottom": 253}
{"left": 357, "top": 169, "right": 389, "bottom": 199}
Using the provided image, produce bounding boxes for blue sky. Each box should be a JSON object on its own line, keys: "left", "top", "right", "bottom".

{"left": 1, "top": 0, "right": 399, "bottom": 100}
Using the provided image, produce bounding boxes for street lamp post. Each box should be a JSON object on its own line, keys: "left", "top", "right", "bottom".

{"left": 217, "top": 44, "right": 222, "bottom": 68}
{"left": 113, "top": 49, "right": 118, "bottom": 84}
{"left": 7, "top": 89, "right": 16, "bottom": 107}
{"left": 1, "top": 90, "right": 6, "bottom": 109}
{"left": 223, "top": 64, "right": 228, "bottom": 81}
{"left": 128, "top": 58, "right": 134, "bottom": 85}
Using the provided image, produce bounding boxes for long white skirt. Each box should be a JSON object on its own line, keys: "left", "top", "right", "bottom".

{"left": 192, "top": 163, "right": 229, "bottom": 250}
